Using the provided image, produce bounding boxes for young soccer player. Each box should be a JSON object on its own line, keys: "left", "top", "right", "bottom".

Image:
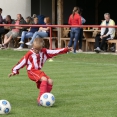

{"left": 8, "top": 38, "right": 71, "bottom": 105}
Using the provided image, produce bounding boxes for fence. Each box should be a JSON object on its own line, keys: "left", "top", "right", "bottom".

{"left": 0, "top": 24, "right": 116, "bottom": 49}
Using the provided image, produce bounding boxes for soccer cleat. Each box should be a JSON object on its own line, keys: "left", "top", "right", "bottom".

{"left": 37, "top": 102, "right": 42, "bottom": 106}
{"left": 37, "top": 98, "right": 42, "bottom": 106}
{"left": 19, "top": 41, "right": 24, "bottom": 44}
{"left": 25, "top": 42, "right": 32, "bottom": 46}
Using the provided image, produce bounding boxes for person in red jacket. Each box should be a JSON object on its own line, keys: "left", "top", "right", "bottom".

{"left": 68, "top": 6, "right": 82, "bottom": 53}
{"left": 8, "top": 38, "right": 71, "bottom": 106}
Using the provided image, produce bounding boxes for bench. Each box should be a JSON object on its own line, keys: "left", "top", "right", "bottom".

{"left": 8, "top": 36, "right": 31, "bottom": 48}
{"left": 60, "top": 37, "right": 86, "bottom": 51}
{"left": 107, "top": 39, "right": 117, "bottom": 52}
{"left": 85, "top": 29, "right": 117, "bottom": 52}
{"left": 42, "top": 37, "right": 57, "bottom": 49}
{"left": 60, "top": 38, "right": 70, "bottom": 47}
{"left": 86, "top": 38, "right": 117, "bottom": 52}
{"left": 86, "top": 38, "right": 95, "bottom": 51}
{"left": 8, "top": 36, "right": 21, "bottom": 48}
{"left": 14, "top": 36, "right": 21, "bottom": 48}
{"left": 10, "top": 36, "right": 58, "bottom": 49}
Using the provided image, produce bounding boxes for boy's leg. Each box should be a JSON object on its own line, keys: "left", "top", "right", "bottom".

{"left": 37, "top": 76, "right": 48, "bottom": 102}
{"left": 47, "top": 79, "right": 53, "bottom": 93}
{"left": 27, "top": 70, "right": 51, "bottom": 104}
{"left": 36, "top": 79, "right": 53, "bottom": 96}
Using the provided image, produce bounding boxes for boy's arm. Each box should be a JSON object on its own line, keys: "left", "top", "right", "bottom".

{"left": 8, "top": 51, "right": 32, "bottom": 77}
{"left": 46, "top": 47, "right": 72, "bottom": 59}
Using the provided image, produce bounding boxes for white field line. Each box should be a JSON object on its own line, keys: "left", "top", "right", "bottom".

{"left": 48, "top": 60, "right": 117, "bottom": 67}
{"left": 0, "top": 57, "right": 117, "bottom": 67}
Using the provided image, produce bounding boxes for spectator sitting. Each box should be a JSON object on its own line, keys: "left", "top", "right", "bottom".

{"left": 32, "top": 14, "right": 37, "bottom": 19}
{"left": 25, "top": 17, "right": 51, "bottom": 46}
{"left": 0, "top": 14, "right": 26, "bottom": 49}
{"left": 0, "top": 8, "right": 4, "bottom": 44}
{"left": 3, "top": 15, "right": 14, "bottom": 34}
{"left": 31, "top": 14, "right": 37, "bottom": 24}
{"left": 26, "top": 16, "right": 33, "bottom": 24}
{"left": 94, "top": 13, "right": 115, "bottom": 53}
{"left": 16, "top": 17, "right": 39, "bottom": 50}
{"left": 24, "top": 16, "right": 33, "bottom": 31}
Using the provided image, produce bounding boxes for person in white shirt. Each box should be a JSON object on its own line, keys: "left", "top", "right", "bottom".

{"left": 94, "top": 13, "right": 115, "bottom": 53}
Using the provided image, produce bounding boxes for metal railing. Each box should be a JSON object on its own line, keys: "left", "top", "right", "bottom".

{"left": 0, "top": 24, "right": 116, "bottom": 49}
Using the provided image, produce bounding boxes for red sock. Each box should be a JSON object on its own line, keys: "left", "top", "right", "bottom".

{"left": 37, "top": 81, "right": 47, "bottom": 102}
{"left": 36, "top": 81, "right": 41, "bottom": 89}
{"left": 47, "top": 84, "right": 53, "bottom": 93}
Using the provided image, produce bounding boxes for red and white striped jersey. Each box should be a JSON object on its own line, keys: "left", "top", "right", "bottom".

{"left": 12, "top": 48, "right": 68, "bottom": 74}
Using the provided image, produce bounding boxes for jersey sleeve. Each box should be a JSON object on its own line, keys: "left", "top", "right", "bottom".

{"left": 12, "top": 51, "right": 32, "bottom": 75}
{"left": 45, "top": 48, "right": 69, "bottom": 59}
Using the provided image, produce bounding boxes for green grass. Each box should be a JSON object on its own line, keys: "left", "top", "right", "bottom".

{"left": 0, "top": 50, "right": 117, "bottom": 117}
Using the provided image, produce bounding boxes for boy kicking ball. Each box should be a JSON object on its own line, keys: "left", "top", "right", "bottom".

{"left": 8, "top": 38, "right": 71, "bottom": 106}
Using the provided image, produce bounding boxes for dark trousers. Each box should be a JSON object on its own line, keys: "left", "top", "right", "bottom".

{"left": 0, "top": 27, "right": 5, "bottom": 44}
{"left": 95, "top": 35, "right": 110, "bottom": 50}
{"left": 79, "top": 28, "right": 83, "bottom": 49}
{"left": 68, "top": 27, "right": 80, "bottom": 53}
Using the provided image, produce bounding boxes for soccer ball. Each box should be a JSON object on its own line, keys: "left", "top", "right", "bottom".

{"left": 0, "top": 100, "right": 11, "bottom": 114}
{"left": 40, "top": 93, "right": 55, "bottom": 107}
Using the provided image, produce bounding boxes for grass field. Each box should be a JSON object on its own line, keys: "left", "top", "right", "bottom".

{"left": 0, "top": 50, "right": 117, "bottom": 117}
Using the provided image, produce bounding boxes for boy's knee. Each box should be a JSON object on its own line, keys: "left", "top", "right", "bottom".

{"left": 40, "top": 76, "right": 47, "bottom": 81}
{"left": 48, "top": 79, "right": 53, "bottom": 85}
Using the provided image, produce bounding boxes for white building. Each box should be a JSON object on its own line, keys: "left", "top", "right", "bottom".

{"left": 0, "top": 0, "right": 31, "bottom": 19}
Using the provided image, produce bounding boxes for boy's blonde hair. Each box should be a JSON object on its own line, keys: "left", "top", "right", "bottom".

{"left": 33, "top": 38, "right": 45, "bottom": 49}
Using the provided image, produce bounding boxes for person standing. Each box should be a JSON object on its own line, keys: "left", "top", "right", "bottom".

{"left": 0, "top": 8, "right": 4, "bottom": 44}
{"left": 68, "top": 6, "right": 82, "bottom": 53}
{"left": 8, "top": 38, "right": 71, "bottom": 106}
{"left": 94, "top": 13, "right": 115, "bottom": 53}
{"left": 78, "top": 8, "right": 86, "bottom": 52}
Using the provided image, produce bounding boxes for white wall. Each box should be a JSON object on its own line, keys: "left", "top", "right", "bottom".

{"left": 0, "top": 0, "right": 31, "bottom": 20}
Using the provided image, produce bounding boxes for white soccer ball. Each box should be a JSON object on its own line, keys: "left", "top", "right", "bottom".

{"left": 0, "top": 100, "right": 11, "bottom": 114}
{"left": 40, "top": 93, "right": 55, "bottom": 107}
